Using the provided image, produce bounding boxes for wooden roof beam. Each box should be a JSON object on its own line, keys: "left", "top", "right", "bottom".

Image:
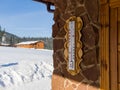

{"left": 33, "top": 0, "right": 55, "bottom": 13}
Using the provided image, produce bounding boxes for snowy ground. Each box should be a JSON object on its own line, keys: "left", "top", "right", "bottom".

{"left": 0, "top": 46, "right": 53, "bottom": 90}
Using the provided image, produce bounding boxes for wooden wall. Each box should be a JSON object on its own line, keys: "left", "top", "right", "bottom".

{"left": 100, "top": 0, "right": 120, "bottom": 90}
{"left": 16, "top": 44, "right": 33, "bottom": 48}
{"left": 35, "top": 42, "right": 44, "bottom": 49}
{"left": 16, "top": 42, "right": 44, "bottom": 49}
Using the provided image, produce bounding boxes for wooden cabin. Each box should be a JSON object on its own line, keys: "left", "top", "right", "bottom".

{"left": 16, "top": 40, "right": 44, "bottom": 49}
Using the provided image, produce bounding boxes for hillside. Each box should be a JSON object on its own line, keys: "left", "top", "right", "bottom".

{"left": 0, "top": 30, "right": 53, "bottom": 49}
{"left": 0, "top": 30, "right": 20, "bottom": 45}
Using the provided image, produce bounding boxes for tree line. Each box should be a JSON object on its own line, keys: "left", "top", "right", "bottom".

{"left": 0, "top": 26, "right": 53, "bottom": 50}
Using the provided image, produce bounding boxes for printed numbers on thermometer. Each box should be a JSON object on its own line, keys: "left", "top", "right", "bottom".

{"left": 68, "top": 21, "right": 75, "bottom": 70}
{"left": 64, "top": 16, "right": 83, "bottom": 75}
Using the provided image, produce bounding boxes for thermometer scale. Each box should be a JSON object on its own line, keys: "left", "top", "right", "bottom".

{"left": 68, "top": 21, "right": 75, "bottom": 70}
{"left": 64, "top": 16, "right": 83, "bottom": 75}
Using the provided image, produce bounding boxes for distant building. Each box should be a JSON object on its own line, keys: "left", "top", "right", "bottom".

{"left": 2, "top": 33, "right": 6, "bottom": 44}
{"left": 15, "top": 40, "right": 44, "bottom": 49}
{"left": 0, "top": 33, "right": 10, "bottom": 46}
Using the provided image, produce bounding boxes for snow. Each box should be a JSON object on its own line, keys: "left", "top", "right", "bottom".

{"left": 0, "top": 46, "right": 53, "bottom": 90}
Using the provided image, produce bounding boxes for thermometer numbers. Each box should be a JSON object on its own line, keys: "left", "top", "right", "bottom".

{"left": 68, "top": 21, "right": 75, "bottom": 70}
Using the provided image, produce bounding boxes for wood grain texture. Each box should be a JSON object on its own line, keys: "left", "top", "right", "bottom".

{"left": 118, "top": 22, "right": 120, "bottom": 44}
{"left": 110, "top": 0, "right": 120, "bottom": 3}
{"left": 118, "top": 7, "right": 120, "bottom": 89}
{"left": 110, "top": 0, "right": 120, "bottom": 8}
{"left": 100, "top": 0, "right": 108, "bottom": 5}
{"left": 110, "top": 8, "right": 118, "bottom": 90}
{"left": 118, "top": 45, "right": 120, "bottom": 52}
{"left": 119, "top": 83, "right": 120, "bottom": 90}
{"left": 100, "top": 4, "right": 110, "bottom": 90}
{"left": 118, "top": 8, "right": 120, "bottom": 22}
{"left": 118, "top": 52, "right": 120, "bottom": 83}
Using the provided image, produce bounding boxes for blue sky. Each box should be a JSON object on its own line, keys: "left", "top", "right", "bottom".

{"left": 0, "top": 0, "right": 54, "bottom": 37}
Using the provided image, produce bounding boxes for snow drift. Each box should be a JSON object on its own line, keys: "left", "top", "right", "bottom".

{"left": 0, "top": 46, "right": 53, "bottom": 90}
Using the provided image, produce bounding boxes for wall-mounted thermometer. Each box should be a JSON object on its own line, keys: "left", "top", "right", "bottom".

{"left": 68, "top": 21, "right": 75, "bottom": 70}
{"left": 64, "top": 16, "right": 83, "bottom": 76}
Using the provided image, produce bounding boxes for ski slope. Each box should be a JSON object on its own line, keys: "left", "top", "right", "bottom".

{"left": 0, "top": 46, "right": 53, "bottom": 90}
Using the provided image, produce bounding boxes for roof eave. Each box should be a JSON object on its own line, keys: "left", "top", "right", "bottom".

{"left": 33, "top": 0, "right": 55, "bottom": 13}
{"left": 33, "top": 0, "right": 54, "bottom": 5}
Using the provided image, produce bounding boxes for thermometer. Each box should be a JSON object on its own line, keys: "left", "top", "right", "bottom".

{"left": 64, "top": 16, "right": 83, "bottom": 75}
{"left": 68, "top": 21, "right": 75, "bottom": 70}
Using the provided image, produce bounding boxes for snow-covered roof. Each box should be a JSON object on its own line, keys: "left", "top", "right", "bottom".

{"left": 16, "top": 40, "right": 43, "bottom": 45}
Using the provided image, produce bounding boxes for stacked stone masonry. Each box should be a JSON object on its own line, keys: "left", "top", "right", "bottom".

{"left": 52, "top": 0, "right": 100, "bottom": 90}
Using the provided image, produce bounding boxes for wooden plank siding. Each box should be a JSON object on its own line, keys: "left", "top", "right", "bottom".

{"left": 35, "top": 42, "right": 44, "bottom": 49}
{"left": 100, "top": 0, "right": 108, "bottom": 4}
{"left": 118, "top": 8, "right": 120, "bottom": 49}
{"left": 100, "top": 1, "right": 110, "bottom": 90}
{"left": 117, "top": 6, "right": 120, "bottom": 90}
{"left": 110, "top": 7, "right": 118, "bottom": 90}
{"left": 100, "top": 0, "right": 120, "bottom": 90}
{"left": 110, "top": 0, "right": 120, "bottom": 8}
{"left": 118, "top": 52, "right": 120, "bottom": 84}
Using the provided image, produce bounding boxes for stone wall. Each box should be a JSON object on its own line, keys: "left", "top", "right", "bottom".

{"left": 52, "top": 0, "right": 100, "bottom": 90}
